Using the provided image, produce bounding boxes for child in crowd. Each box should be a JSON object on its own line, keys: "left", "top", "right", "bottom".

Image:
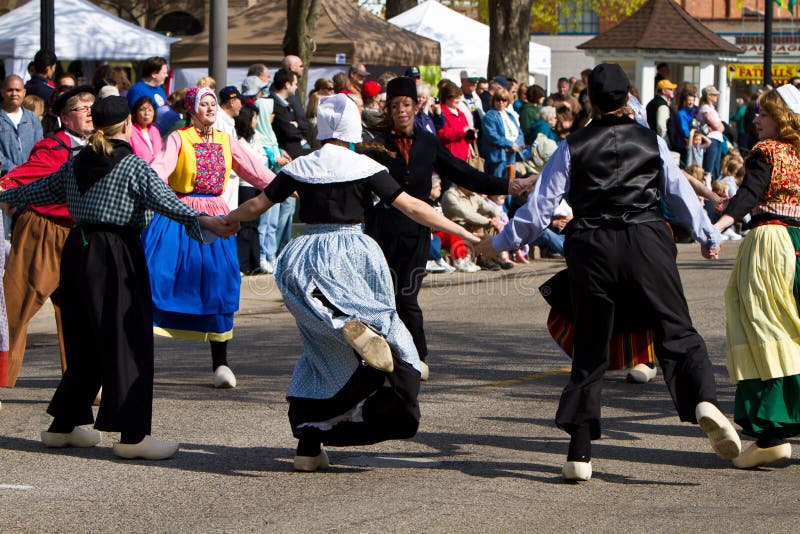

{"left": 711, "top": 180, "right": 742, "bottom": 241}
{"left": 486, "top": 194, "right": 514, "bottom": 269}
{"left": 428, "top": 175, "right": 480, "bottom": 273}
{"left": 686, "top": 129, "right": 711, "bottom": 169}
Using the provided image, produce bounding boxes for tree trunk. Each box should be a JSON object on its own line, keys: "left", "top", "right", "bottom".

{"left": 487, "top": 0, "right": 533, "bottom": 82}
{"left": 385, "top": 0, "right": 418, "bottom": 19}
{"left": 283, "top": 0, "right": 323, "bottom": 104}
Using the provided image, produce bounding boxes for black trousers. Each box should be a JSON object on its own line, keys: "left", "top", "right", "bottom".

{"left": 371, "top": 224, "right": 430, "bottom": 361}
{"left": 555, "top": 222, "right": 717, "bottom": 439}
{"left": 47, "top": 226, "right": 154, "bottom": 437}
{"left": 236, "top": 186, "right": 262, "bottom": 273}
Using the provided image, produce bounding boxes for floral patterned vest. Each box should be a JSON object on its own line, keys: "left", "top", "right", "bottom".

{"left": 168, "top": 126, "right": 232, "bottom": 195}
{"left": 751, "top": 139, "right": 800, "bottom": 220}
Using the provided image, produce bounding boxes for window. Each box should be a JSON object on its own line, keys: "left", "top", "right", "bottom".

{"left": 558, "top": 4, "right": 600, "bottom": 34}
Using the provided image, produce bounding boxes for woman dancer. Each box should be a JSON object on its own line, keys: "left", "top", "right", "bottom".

{"left": 143, "top": 87, "right": 274, "bottom": 388}
{"left": 0, "top": 96, "right": 235, "bottom": 459}
{"left": 714, "top": 84, "right": 800, "bottom": 468}
{"left": 225, "top": 94, "right": 481, "bottom": 471}
{"left": 362, "top": 77, "right": 533, "bottom": 371}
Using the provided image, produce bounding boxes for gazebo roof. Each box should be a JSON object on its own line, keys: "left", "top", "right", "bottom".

{"left": 578, "top": 0, "right": 741, "bottom": 55}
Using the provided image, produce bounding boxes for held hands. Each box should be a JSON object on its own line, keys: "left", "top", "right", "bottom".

{"left": 199, "top": 215, "right": 239, "bottom": 239}
{"left": 509, "top": 176, "right": 535, "bottom": 196}
{"left": 473, "top": 234, "right": 498, "bottom": 260}
{"left": 701, "top": 243, "right": 720, "bottom": 260}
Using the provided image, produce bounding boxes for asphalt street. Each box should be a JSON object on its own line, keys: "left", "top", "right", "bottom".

{"left": 1, "top": 241, "right": 799, "bottom": 532}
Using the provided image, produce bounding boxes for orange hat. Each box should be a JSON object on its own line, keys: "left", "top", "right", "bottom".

{"left": 657, "top": 79, "right": 677, "bottom": 91}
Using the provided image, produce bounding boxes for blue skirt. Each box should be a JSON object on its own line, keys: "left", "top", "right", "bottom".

{"left": 142, "top": 213, "right": 239, "bottom": 341}
{"left": 276, "top": 224, "right": 421, "bottom": 399}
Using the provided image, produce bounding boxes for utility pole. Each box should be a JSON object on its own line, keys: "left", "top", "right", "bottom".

{"left": 764, "top": 0, "right": 773, "bottom": 86}
{"left": 41, "top": 0, "right": 55, "bottom": 53}
{"left": 210, "top": 0, "right": 228, "bottom": 87}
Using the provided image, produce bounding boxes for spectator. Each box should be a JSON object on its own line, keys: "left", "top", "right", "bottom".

{"left": 437, "top": 81, "right": 472, "bottom": 161}
{"left": 24, "top": 50, "right": 57, "bottom": 102}
{"left": 654, "top": 62, "right": 670, "bottom": 87}
{"left": 196, "top": 76, "right": 216, "bottom": 90}
{"left": 126, "top": 57, "right": 168, "bottom": 115}
{"left": 159, "top": 88, "right": 188, "bottom": 139}
{"left": 686, "top": 129, "right": 711, "bottom": 169}
{"left": 348, "top": 64, "right": 370, "bottom": 94}
{"left": 513, "top": 82, "right": 527, "bottom": 113}
{"left": 333, "top": 72, "right": 354, "bottom": 94}
{"left": 240, "top": 74, "right": 270, "bottom": 106}
{"left": 361, "top": 80, "right": 384, "bottom": 130}
{"left": 110, "top": 67, "right": 132, "bottom": 97}
{"left": 519, "top": 85, "right": 545, "bottom": 145}
{"left": 696, "top": 85, "right": 725, "bottom": 179}
{"left": 129, "top": 96, "right": 162, "bottom": 164}
{"left": 22, "top": 94, "right": 45, "bottom": 119}
{"left": 281, "top": 55, "right": 309, "bottom": 131}
{"left": 0, "top": 75, "right": 44, "bottom": 176}
{"left": 405, "top": 66, "right": 422, "bottom": 85}
{"left": 55, "top": 72, "right": 76, "bottom": 88}
{"left": 246, "top": 63, "right": 271, "bottom": 89}
{"left": 305, "top": 78, "right": 333, "bottom": 150}
{"left": 413, "top": 82, "right": 443, "bottom": 135}
{"left": 675, "top": 84, "right": 698, "bottom": 164}
{"left": 441, "top": 184, "right": 505, "bottom": 270}
{"left": 480, "top": 87, "right": 524, "bottom": 178}
{"left": 527, "top": 105, "right": 558, "bottom": 144}
{"left": 377, "top": 71, "right": 398, "bottom": 89}
{"left": 646, "top": 79, "right": 677, "bottom": 142}
{"left": 216, "top": 86, "right": 244, "bottom": 210}
{"left": 555, "top": 105, "right": 574, "bottom": 138}
{"left": 233, "top": 104, "right": 266, "bottom": 275}
{"left": 458, "top": 69, "right": 484, "bottom": 128}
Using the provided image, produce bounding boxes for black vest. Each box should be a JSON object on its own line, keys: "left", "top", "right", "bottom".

{"left": 565, "top": 114, "right": 664, "bottom": 232}
{"left": 646, "top": 95, "right": 681, "bottom": 151}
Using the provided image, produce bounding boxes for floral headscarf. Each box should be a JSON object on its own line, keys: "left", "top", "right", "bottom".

{"left": 184, "top": 86, "right": 217, "bottom": 115}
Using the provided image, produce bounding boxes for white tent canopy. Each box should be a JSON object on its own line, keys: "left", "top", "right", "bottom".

{"left": 0, "top": 0, "right": 179, "bottom": 78}
{"left": 388, "top": 0, "right": 551, "bottom": 86}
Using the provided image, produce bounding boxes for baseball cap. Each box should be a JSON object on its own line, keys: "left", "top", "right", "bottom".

{"left": 404, "top": 66, "right": 421, "bottom": 78}
{"left": 350, "top": 64, "right": 370, "bottom": 77}
{"left": 219, "top": 86, "right": 242, "bottom": 105}
{"left": 702, "top": 85, "right": 720, "bottom": 96}
{"left": 460, "top": 68, "right": 480, "bottom": 82}
{"left": 656, "top": 79, "right": 677, "bottom": 91}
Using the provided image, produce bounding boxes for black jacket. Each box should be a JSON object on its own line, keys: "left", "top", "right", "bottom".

{"left": 363, "top": 128, "right": 507, "bottom": 237}
{"left": 269, "top": 93, "right": 308, "bottom": 159}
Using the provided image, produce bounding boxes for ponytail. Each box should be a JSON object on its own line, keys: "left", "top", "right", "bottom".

{"left": 89, "top": 118, "right": 128, "bottom": 157}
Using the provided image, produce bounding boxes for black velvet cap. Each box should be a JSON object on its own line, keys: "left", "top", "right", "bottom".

{"left": 52, "top": 85, "right": 94, "bottom": 116}
{"left": 91, "top": 96, "right": 130, "bottom": 128}
{"left": 387, "top": 76, "right": 417, "bottom": 101}
{"left": 588, "top": 63, "right": 631, "bottom": 113}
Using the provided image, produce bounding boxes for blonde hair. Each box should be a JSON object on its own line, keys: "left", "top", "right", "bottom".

{"left": 88, "top": 118, "right": 129, "bottom": 157}
{"left": 711, "top": 180, "right": 728, "bottom": 195}
{"left": 686, "top": 164, "right": 705, "bottom": 182}
{"left": 22, "top": 94, "right": 44, "bottom": 118}
{"left": 759, "top": 88, "right": 800, "bottom": 155}
{"left": 196, "top": 76, "right": 217, "bottom": 90}
{"left": 491, "top": 87, "right": 510, "bottom": 107}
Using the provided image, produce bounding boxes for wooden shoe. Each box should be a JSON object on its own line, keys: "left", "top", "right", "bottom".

{"left": 213, "top": 365, "right": 237, "bottom": 389}
{"left": 419, "top": 361, "right": 429, "bottom": 381}
{"left": 626, "top": 363, "right": 657, "bottom": 383}
{"left": 293, "top": 448, "right": 330, "bottom": 472}
{"left": 342, "top": 320, "right": 394, "bottom": 373}
{"left": 113, "top": 435, "right": 179, "bottom": 460}
{"left": 562, "top": 460, "right": 592, "bottom": 481}
{"left": 733, "top": 442, "right": 791, "bottom": 469}
{"left": 41, "top": 426, "right": 101, "bottom": 448}
{"left": 695, "top": 401, "right": 741, "bottom": 460}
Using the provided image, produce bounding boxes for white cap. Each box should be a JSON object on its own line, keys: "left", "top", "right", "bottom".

{"left": 316, "top": 93, "right": 362, "bottom": 144}
{"left": 460, "top": 68, "right": 479, "bottom": 81}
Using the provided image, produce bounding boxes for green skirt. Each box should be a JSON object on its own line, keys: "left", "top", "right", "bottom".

{"left": 735, "top": 374, "right": 800, "bottom": 438}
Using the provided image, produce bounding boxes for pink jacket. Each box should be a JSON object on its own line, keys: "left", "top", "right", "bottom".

{"left": 130, "top": 123, "right": 164, "bottom": 164}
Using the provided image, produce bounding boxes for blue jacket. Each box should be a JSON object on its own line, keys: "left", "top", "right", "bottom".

{"left": 0, "top": 108, "right": 43, "bottom": 174}
{"left": 480, "top": 109, "right": 524, "bottom": 166}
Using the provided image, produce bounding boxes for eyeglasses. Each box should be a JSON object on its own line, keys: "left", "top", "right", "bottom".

{"left": 69, "top": 106, "right": 92, "bottom": 114}
{"left": 324, "top": 86, "right": 334, "bottom": 91}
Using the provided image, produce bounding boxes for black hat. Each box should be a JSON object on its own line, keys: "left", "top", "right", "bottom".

{"left": 588, "top": 63, "right": 631, "bottom": 113}
{"left": 91, "top": 96, "right": 130, "bottom": 128}
{"left": 386, "top": 76, "right": 417, "bottom": 101}
{"left": 218, "top": 86, "right": 242, "bottom": 105}
{"left": 404, "top": 66, "right": 421, "bottom": 78}
{"left": 52, "top": 85, "right": 95, "bottom": 116}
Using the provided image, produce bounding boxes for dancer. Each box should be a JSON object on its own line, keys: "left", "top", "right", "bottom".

{"left": 714, "top": 84, "right": 800, "bottom": 468}
{"left": 0, "top": 96, "right": 236, "bottom": 459}
{"left": 143, "top": 87, "right": 274, "bottom": 388}
{"left": 476, "top": 64, "right": 740, "bottom": 481}
{"left": 0, "top": 216, "right": 7, "bottom": 396}
{"left": 225, "top": 94, "right": 481, "bottom": 471}
{"left": 362, "top": 77, "right": 533, "bottom": 371}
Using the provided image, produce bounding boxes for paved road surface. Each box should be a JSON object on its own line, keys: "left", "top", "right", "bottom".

{"left": 2, "top": 242, "right": 799, "bottom": 532}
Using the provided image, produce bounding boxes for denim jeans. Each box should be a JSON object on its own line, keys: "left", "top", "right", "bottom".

{"left": 259, "top": 197, "right": 296, "bottom": 262}
{"left": 532, "top": 228, "right": 565, "bottom": 254}
{"left": 702, "top": 138, "right": 722, "bottom": 180}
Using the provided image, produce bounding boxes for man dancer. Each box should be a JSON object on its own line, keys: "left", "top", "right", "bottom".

{"left": 477, "top": 63, "right": 740, "bottom": 481}
{"left": 0, "top": 86, "right": 94, "bottom": 387}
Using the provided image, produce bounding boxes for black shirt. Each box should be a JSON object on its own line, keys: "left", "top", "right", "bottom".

{"left": 264, "top": 170, "right": 403, "bottom": 224}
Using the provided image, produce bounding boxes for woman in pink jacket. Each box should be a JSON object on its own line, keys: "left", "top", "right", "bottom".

{"left": 129, "top": 96, "right": 163, "bottom": 163}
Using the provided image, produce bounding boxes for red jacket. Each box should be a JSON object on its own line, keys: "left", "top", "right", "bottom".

{"left": 438, "top": 106, "right": 471, "bottom": 161}
{"left": 0, "top": 131, "right": 74, "bottom": 225}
